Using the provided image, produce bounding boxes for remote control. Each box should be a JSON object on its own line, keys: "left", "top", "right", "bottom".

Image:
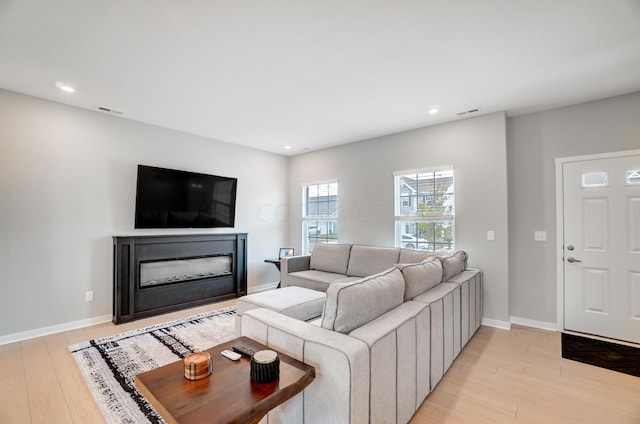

{"left": 232, "top": 345, "right": 255, "bottom": 357}
{"left": 221, "top": 349, "right": 241, "bottom": 361}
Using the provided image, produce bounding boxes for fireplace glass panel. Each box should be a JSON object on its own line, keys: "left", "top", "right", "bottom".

{"left": 140, "top": 255, "right": 232, "bottom": 287}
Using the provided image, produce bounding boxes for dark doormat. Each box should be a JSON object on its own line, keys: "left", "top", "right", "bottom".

{"left": 562, "top": 332, "right": 640, "bottom": 378}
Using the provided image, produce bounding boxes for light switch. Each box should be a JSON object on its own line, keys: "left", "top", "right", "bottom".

{"left": 534, "top": 231, "right": 547, "bottom": 241}
{"left": 487, "top": 230, "right": 495, "bottom": 241}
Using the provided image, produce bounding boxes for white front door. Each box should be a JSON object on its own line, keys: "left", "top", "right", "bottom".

{"left": 562, "top": 152, "right": 640, "bottom": 344}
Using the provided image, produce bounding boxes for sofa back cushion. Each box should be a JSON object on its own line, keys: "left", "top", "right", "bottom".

{"left": 396, "top": 257, "right": 443, "bottom": 300}
{"left": 441, "top": 251, "right": 468, "bottom": 280}
{"left": 310, "top": 243, "right": 352, "bottom": 275}
{"left": 346, "top": 245, "right": 401, "bottom": 277}
{"left": 321, "top": 267, "right": 405, "bottom": 334}
{"left": 398, "top": 248, "right": 438, "bottom": 264}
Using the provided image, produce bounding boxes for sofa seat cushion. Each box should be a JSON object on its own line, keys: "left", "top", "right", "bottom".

{"left": 289, "top": 270, "right": 350, "bottom": 284}
{"left": 310, "top": 243, "right": 352, "bottom": 274}
{"left": 321, "top": 267, "right": 405, "bottom": 334}
{"left": 346, "top": 245, "right": 400, "bottom": 277}
{"left": 396, "top": 257, "right": 443, "bottom": 300}
{"left": 237, "top": 286, "right": 326, "bottom": 322}
{"left": 334, "top": 276, "right": 362, "bottom": 284}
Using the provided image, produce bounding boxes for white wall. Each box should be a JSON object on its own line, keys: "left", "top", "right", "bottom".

{"left": 507, "top": 91, "right": 640, "bottom": 325}
{"left": 288, "top": 112, "right": 510, "bottom": 323}
{"left": 0, "top": 89, "right": 288, "bottom": 339}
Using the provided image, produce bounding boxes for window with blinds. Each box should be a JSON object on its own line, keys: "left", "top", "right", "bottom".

{"left": 394, "top": 168, "right": 455, "bottom": 252}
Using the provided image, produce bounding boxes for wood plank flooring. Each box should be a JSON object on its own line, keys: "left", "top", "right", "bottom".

{"left": 1, "top": 300, "right": 639, "bottom": 423}
{"left": 411, "top": 324, "right": 640, "bottom": 423}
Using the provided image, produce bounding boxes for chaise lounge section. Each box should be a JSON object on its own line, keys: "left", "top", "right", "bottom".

{"left": 239, "top": 244, "right": 482, "bottom": 423}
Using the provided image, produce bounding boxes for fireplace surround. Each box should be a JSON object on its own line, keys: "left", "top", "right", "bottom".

{"left": 113, "top": 233, "right": 247, "bottom": 324}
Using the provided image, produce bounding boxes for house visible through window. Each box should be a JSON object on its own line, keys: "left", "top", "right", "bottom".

{"left": 394, "top": 168, "right": 454, "bottom": 252}
{"left": 626, "top": 169, "right": 640, "bottom": 185}
{"left": 302, "top": 181, "right": 338, "bottom": 254}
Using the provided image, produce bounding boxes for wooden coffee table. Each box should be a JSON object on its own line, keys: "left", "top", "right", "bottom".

{"left": 134, "top": 336, "right": 315, "bottom": 424}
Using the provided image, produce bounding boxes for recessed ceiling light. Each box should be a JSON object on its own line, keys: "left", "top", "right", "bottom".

{"left": 284, "top": 145, "right": 292, "bottom": 150}
{"left": 428, "top": 107, "right": 439, "bottom": 115}
{"left": 55, "top": 81, "right": 75, "bottom": 93}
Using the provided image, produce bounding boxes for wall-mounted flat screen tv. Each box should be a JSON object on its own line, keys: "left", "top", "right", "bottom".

{"left": 135, "top": 165, "right": 237, "bottom": 229}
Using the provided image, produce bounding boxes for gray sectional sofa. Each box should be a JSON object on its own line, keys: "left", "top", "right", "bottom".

{"left": 240, "top": 243, "right": 482, "bottom": 424}
{"left": 280, "top": 243, "right": 438, "bottom": 291}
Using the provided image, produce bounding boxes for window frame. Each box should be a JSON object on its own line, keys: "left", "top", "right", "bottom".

{"left": 394, "top": 166, "right": 455, "bottom": 253}
{"left": 301, "top": 180, "right": 339, "bottom": 254}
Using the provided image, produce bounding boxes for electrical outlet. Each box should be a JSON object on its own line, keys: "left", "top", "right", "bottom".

{"left": 85, "top": 291, "right": 93, "bottom": 302}
{"left": 487, "top": 230, "right": 495, "bottom": 241}
{"left": 534, "top": 231, "right": 547, "bottom": 241}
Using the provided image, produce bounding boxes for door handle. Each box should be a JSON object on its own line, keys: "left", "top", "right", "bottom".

{"left": 566, "top": 257, "right": 582, "bottom": 263}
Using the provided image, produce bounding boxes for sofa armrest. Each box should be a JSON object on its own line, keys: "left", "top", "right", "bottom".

{"left": 280, "top": 255, "right": 311, "bottom": 288}
{"left": 281, "top": 255, "right": 311, "bottom": 274}
{"left": 241, "top": 308, "right": 370, "bottom": 424}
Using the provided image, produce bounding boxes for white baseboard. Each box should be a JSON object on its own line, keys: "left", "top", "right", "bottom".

{"left": 510, "top": 316, "right": 558, "bottom": 332}
{"left": 0, "top": 286, "right": 278, "bottom": 346}
{"left": 481, "top": 316, "right": 558, "bottom": 332}
{"left": 481, "top": 317, "right": 512, "bottom": 330}
{"left": 0, "top": 314, "right": 112, "bottom": 346}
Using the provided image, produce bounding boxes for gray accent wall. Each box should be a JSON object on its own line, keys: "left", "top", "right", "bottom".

{"left": 507, "top": 91, "right": 640, "bottom": 325}
{"left": 288, "top": 112, "right": 510, "bottom": 323}
{"left": 0, "top": 89, "right": 288, "bottom": 339}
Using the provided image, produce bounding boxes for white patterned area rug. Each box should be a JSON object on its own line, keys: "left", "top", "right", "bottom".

{"left": 69, "top": 306, "right": 236, "bottom": 424}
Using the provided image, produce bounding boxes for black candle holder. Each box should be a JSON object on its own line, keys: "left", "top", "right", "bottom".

{"left": 250, "top": 350, "right": 280, "bottom": 383}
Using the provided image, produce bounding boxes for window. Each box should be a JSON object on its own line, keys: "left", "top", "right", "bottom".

{"left": 302, "top": 181, "right": 338, "bottom": 254}
{"left": 581, "top": 171, "right": 608, "bottom": 188}
{"left": 627, "top": 169, "right": 640, "bottom": 185}
{"left": 394, "top": 168, "right": 454, "bottom": 252}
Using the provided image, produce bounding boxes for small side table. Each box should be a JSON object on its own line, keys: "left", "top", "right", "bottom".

{"left": 264, "top": 259, "right": 282, "bottom": 288}
{"left": 264, "top": 258, "right": 281, "bottom": 271}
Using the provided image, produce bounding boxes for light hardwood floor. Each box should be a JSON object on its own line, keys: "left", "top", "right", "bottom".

{"left": 1, "top": 299, "right": 639, "bottom": 423}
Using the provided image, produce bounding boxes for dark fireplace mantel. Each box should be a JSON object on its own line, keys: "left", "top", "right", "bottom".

{"left": 113, "top": 233, "right": 247, "bottom": 324}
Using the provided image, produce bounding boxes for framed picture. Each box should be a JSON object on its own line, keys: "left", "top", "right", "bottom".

{"left": 279, "top": 248, "right": 295, "bottom": 259}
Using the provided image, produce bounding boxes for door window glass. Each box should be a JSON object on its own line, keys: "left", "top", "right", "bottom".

{"left": 581, "top": 172, "right": 608, "bottom": 188}
{"left": 626, "top": 170, "right": 640, "bottom": 185}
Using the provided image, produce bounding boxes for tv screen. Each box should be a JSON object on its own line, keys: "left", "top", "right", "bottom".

{"left": 134, "top": 165, "right": 237, "bottom": 229}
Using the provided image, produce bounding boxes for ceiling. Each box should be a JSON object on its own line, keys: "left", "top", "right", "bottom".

{"left": 1, "top": 1, "right": 639, "bottom": 156}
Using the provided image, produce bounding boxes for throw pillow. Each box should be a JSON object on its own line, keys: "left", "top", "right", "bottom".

{"left": 441, "top": 251, "right": 468, "bottom": 280}
{"left": 321, "top": 267, "right": 405, "bottom": 334}
{"left": 396, "top": 257, "right": 443, "bottom": 300}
